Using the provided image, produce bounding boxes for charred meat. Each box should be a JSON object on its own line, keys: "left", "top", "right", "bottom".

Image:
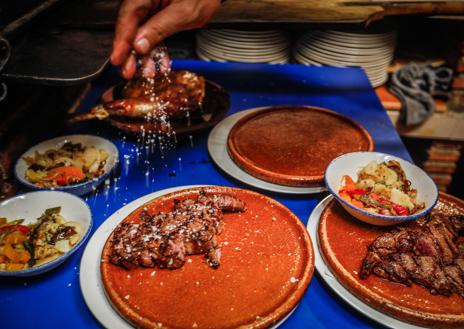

{"left": 360, "top": 212, "right": 464, "bottom": 297}
{"left": 69, "top": 71, "right": 205, "bottom": 124}
{"left": 109, "top": 191, "right": 246, "bottom": 270}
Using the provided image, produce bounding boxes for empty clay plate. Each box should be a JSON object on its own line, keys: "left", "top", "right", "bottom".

{"left": 101, "top": 186, "right": 314, "bottom": 329}
{"left": 318, "top": 192, "right": 464, "bottom": 328}
{"left": 227, "top": 106, "right": 374, "bottom": 187}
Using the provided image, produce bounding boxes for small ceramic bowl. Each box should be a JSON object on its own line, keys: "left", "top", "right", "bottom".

{"left": 325, "top": 152, "right": 438, "bottom": 226}
{"left": 0, "top": 191, "right": 92, "bottom": 277}
{"left": 15, "top": 135, "right": 119, "bottom": 196}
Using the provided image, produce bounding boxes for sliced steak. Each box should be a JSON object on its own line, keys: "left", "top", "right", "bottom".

{"left": 109, "top": 191, "right": 245, "bottom": 270}
{"left": 360, "top": 212, "right": 464, "bottom": 298}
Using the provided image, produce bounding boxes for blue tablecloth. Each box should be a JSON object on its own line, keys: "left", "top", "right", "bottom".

{"left": 0, "top": 60, "right": 409, "bottom": 329}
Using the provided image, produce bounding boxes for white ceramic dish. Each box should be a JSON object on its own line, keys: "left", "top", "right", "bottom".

{"left": 207, "top": 109, "right": 326, "bottom": 194}
{"left": 298, "top": 49, "right": 392, "bottom": 69}
{"left": 197, "top": 35, "right": 288, "bottom": 55}
{"left": 80, "top": 185, "right": 296, "bottom": 329}
{"left": 197, "top": 48, "right": 289, "bottom": 64}
{"left": 305, "top": 36, "right": 394, "bottom": 56}
{"left": 324, "top": 152, "right": 438, "bottom": 226}
{"left": 307, "top": 195, "right": 426, "bottom": 329}
{"left": 0, "top": 190, "right": 92, "bottom": 277}
{"left": 302, "top": 44, "right": 393, "bottom": 63}
{"left": 198, "top": 44, "right": 289, "bottom": 61}
{"left": 198, "top": 31, "right": 289, "bottom": 49}
{"left": 15, "top": 134, "right": 119, "bottom": 196}
{"left": 311, "top": 31, "right": 396, "bottom": 48}
{"left": 199, "top": 32, "right": 287, "bottom": 44}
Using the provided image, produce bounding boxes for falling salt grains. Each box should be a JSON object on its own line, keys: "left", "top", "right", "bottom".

{"left": 192, "top": 323, "right": 198, "bottom": 328}
{"left": 189, "top": 135, "right": 194, "bottom": 148}
{"left": 223, "top": 241, "right": 229, "bottom": 246}
{"left": 187, "top": 259, "right": 193, "bottom": 263}
{"left": 290, "top": 277, "right": 299, "bottom": 283}
{"left": 124, "top": 295, "right": 130, "bottom": 300}
{"left": 196, "top": 281, "right": 200, "bottom": 286}
{"left": 272, "top": 216, "right": 277, "bottom": 222}
{"left": 104, "top": 179, "right": 111, "bottom": 200}
{"left": 150, "top": 271, "right": 156, "bottom": 277}
{"left": 123, "top": 154, "right": 131, "bottom": 176}
{"left": 67, "top": 283, "right": 72, "bottom": 287}
{"left": 185, "top": 111, "right": 191, "bottom": 127}
{"left": 145, "top": 170, "right": 150, "bottom": 187}
{"left": 178, "top": 157, "right": 183, "bottom": 172}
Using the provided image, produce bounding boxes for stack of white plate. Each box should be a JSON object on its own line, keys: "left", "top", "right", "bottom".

{"left": 196, "top": 29, "right": 290, "bottom": 64}
{"left": 294, "top": 29, "right": 396, "bottom": 87}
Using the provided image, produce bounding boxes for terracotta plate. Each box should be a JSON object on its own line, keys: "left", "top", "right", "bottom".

{"left": 100, "top": 80, "right": 229, "bottom": 136}
{"left": 318, "top": 193, "right": 464, "bottom": 328}
{"left": 227, "top": 106, "right": 374, "bottom": 187}
{"left": 101, "top": 186, "right": 314, "bottom": 329}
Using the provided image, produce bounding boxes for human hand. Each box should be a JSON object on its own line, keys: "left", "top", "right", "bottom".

{"left": 111, "top": 0, "right": 221, "bottom": 79}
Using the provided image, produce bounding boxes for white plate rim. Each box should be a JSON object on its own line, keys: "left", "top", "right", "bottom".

{"left": 197, "top": 34, "right": 289, "bottom": 55}
{"left": 197, "top": 48, "right": 289, "bottom": 64}
{"left": 207, "top": 109, "right": 327, "bottom": 195}
{"left": 197, "top": 44, "right": 289, "bottom": 61}
{"left": 80, "top": 185, "right": 298, "bottom": 329}
{"left": 198, "top": 31, "right": 289, "bottom": 47}
{"left": 307, "top": 195, "right": 428, "bottom": 329}
{"left": 297, "top": 46, "right": 393, "bottom": 68}
{"left": 298, "top": 43, "right": 394, "bottom": 62}
{"left": 299, "top": 36, "right": 394, "bottom": 56}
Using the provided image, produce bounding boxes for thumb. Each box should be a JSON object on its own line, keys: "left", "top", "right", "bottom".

{"left": 133, "top": 4, "right": 185, "bottom": 54}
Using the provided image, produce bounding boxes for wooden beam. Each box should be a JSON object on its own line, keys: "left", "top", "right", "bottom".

{"left": 212, "top": 0, "right": 464, "bottom": 24}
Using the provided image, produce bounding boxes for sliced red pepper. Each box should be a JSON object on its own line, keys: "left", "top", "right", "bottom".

{"left": 379, "top": 209, "right": 391, "bottom": 215}
{"left": 392, "top": 203, "right": 410, "bottom": 216}
{"left": 371, "top": 193, "right": 390, "bottom": 204}
{"left": 0, "top": 224, "right": 30, "bottom": 235}
{"left": 339, "top": 188, "right": 367, "bottom": 196}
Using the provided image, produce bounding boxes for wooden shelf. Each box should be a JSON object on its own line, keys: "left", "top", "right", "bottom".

{"left": 212, "top": 0, "right": 464, "bottom": 24}
{"left": 387, "top": 110, "right": 464, "bottom": 141}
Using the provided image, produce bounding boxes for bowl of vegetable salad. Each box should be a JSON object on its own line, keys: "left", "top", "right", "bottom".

{"left": 15, "top": 135, "right": 119, "bottom": 196}
{"left": 0, "top": 191, "right": 92, "bottom": 276}
{"left": 325, "top": 152, "right": 438, "bottom": 226}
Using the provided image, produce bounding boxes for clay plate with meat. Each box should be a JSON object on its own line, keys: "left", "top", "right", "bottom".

{"left": 227, "top": 106, "right": 374, "bottom": 187}
{"left": 101, "top": 186, "right": 314, "bottom": 329}
{"left": 318, "top": 192, "right": 464, "bottom": 328}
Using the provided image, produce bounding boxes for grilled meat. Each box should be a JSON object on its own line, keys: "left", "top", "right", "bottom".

{"left": 360, "top": 213, "right": 464, "bottom": 297}
{"left": 109, "top": 191, "right": 246, "bottom": 270}
{"left": 121, "top": 70, "right": 205, "bottom": 118}
{"left": 69, "top": 70, "right": 205, "bottom": 126}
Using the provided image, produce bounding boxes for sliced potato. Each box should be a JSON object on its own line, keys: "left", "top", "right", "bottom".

{"left": 390, "top": 188, "right": 415, "bottom": 210}
{"left": 82, "top": 147, "right": 99, "bottom": 169}
{"left": 356, "top": 178, "right": 375, "bottom": 190}
{"left": 55, "top": 239, "right": 71, "bottom": 253}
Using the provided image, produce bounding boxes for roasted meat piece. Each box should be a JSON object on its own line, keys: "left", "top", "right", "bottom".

{"left": 360, "top": 213, "right": 464, "bottom": 297}
{"left": 109, "top": 191, "right": 246, "bottom": 270}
